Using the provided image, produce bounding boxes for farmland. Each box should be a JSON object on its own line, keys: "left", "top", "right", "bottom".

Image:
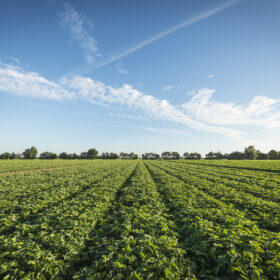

{"left": 0, "top": 160, "right": 280, "bottom": 279}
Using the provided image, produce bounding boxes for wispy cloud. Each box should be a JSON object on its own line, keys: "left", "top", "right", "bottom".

{"left": 59, "top": 3, "right": 97, "bottom": 63}
{"left": 0, "top": 62, "right": 71, "bottom": 101}
{"left": 161, "top": 85, "right": 174, "bottom": 91}
{"left": 70, "top": 0, "right": 241, "bottom": 75}
{"left": 182, "top": 88, "right": 280, "bottom": 129}
{"left": 5, "top": 61, "right": 278, "bottom": 137}
{"left": 0, "top": 62, "right": 242, "bottom": 138}
{"left": 116, "top": 63, "right": 128, "bottom": 74}
{"left": 207, "top": 74, "right": 215, "bottom": 79}
{"left": 62, "top": 75, "right": 243, "bottom": 138}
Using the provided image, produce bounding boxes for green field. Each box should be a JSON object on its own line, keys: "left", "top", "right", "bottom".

{"left": 0, "top": 159, "right": 280, "bottom": 279}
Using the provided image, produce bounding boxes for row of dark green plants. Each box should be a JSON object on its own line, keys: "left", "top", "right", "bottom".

{"left": 0, "top": 145, "right": 279, "bottom": 160}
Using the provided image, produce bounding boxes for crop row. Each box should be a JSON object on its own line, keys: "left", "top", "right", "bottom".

{"left": 0, "top": 159, "right": 94, "bottom": 174}
{"left": 0, "top": 161, "right": 122, "bottom": 216}
{"left": 0, "top": 161, "right": 136, "bottom": 279}
{"left": 0, "top": 161, "right": 130, "bottom": 232}
{"left": 152, "top": 161, "right": 280, "bottom": 230}
{"left": 1, "top": 159, "right": 280, "bottom": 279}
{"left": 68, "top": 161, "right": 196, "bottom": 279}
{"left": 174, "top": 159, "right": 280, "bottom": 172}
{"left": 171, "top": 160, "right": 280, "bottom": 188}
{"left": 144, "top": 161, "right": 280, "bottom": 279}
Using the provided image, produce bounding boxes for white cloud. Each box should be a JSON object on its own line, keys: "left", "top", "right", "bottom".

{"left": 207, "top": 74, "right": 215, "bottom": 79}
{"left": 60, "top": 76, "right": 241, "bottom": 138}
{"left": 0, "top": 62, "right": 72, "bottom": 101}
{"left": 59, "top": 3, "right": 97, "bottom": 63}
{"left": 162, "top": 85, "right": 174, "bottom": 91}
{"left": 0, "top": 62, "right": 243, "bottom": 139}
{"left": 182, "top": 88, "right": 280, "bottom": 128}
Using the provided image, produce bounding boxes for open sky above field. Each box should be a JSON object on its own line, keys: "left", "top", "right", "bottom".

{"left": 0, "top": 0, "right": 279, "bottom": 155}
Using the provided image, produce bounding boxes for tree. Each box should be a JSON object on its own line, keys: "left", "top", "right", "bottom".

{"left": 59, "top": 152, "right": 68, "bottom": 159}
{"left": 142, "top": 153, "right": 160, "bottom": 160}
{"left": 9, "top": 152, "right": 19, "bottom": 159}
{"left": 80, "top": 152, "right": 87, "bottom": 159}
{"left": 22, "top": 148, "right": 31, "bottom": 159}
{"left": 22, "top": 146, "right": 38, "bottom": 159}
{"left": 244, "top": 145, "right": 257, "bottom": 160}
{"left": 131, "top": 153, "right": 138, "bottom": 159}
{"left": 189, "top": 152, "right": 201, "bottom": 159}
{"left": 257, "top": 152, "right": 268, "bottom": 160}
{"left": 40, "top": 152, "right": 57, "bottom": 159}
{"left": 223, "top": 153, "right": 229, "bottom": 159}
{"left": 267, "top": 150, "right": 279, "bottom": 160}
{"left": 0, "top": 152, "right": 10, "bottom": 159}
{"left": 215, "top": 152, "right": 224, "bottom": 159}
{"left": 101, "top": 152, "right": 119, "bottom": 159}
{"left": 206, "top": 152, "right": 214, "bottom": 159}
{"left": 110, "top": 153, "right": 119, "bottom": 159}
{"left": 171, "top": 152, "right": 180, "bottom": 159}
{"left": 161, "top": 152, "right": 171, "bottom": 160}
{"left": 30, "top": 146, "right": 38, "bottom": 159}
{"left": 228, "top": 151, "right": 244, "bottom": 160}
{"left": 87, "top": 148, "right": 98, "bottom": 159}
{"left": 161, "top": 151, "right": 180, "bottom": 159}
{"left": 120, "top": 152, "right": 129, "bottom": 159}
{"left": 183, "top": 152, "right": 190, "bottom": 159}
{"left": 67, "top": 154, "right": 76, "bottom": 159}
{"left": 196, "top": 153, "right": 202, "bottom": 159}
{"left": 119, "top": 152, "right": 138, "bottom": 159}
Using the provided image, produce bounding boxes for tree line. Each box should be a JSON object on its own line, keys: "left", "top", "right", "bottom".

{"left": 205, "top": 146, "right": 280, "bottom": 160}
{"left": 0, "top": 147, "right": 137, "bottom": 160}
{"left": 0, "top": 145, "right": 279, "bottom": 160}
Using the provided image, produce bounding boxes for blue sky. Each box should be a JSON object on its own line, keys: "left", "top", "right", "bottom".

{"left": 0, "top": 0, "right": 280, "bottom": 155}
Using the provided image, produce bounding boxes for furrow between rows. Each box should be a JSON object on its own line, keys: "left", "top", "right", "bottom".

{"left": 67, "top": 161, "right": 196, "bottom": 280}
{"left": 144, "top": 161, "right": 280, "bottom": 279}
{"left": 0, "top": 162, "right": 137, "bottom": 279}
{"left": 150, "top": 161, "right": 280, "bottom": 231}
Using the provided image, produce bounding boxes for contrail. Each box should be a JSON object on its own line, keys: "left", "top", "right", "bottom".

{"left": 69, "top": 0, "right": 241, "bottom": 76}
